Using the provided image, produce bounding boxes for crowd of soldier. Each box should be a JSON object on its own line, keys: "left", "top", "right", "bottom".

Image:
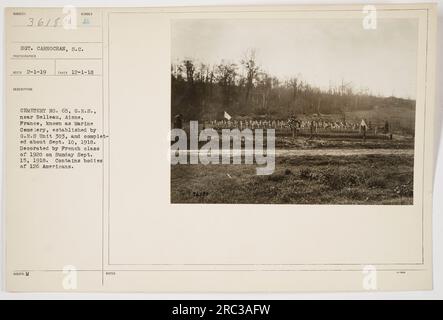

{"left": 206, "top": 118, "right": 369, "bottom": 132}
{"left": 173, "top": 114, "right": 391, "bottom": 141}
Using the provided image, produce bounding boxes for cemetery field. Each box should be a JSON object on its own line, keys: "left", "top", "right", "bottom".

{"left": 170, "top": 152, "right": 414, "bottom": 205}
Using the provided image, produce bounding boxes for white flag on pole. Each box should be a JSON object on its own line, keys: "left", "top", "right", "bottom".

{"left": 224, "top": 111, "right": 232, "bottom": 120}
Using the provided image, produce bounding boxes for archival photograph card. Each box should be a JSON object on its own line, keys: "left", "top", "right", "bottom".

{"left": 4, "top": 4, "right": 437, "bottom": 292}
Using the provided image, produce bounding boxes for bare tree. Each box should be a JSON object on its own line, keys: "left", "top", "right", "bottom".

{"left": 241, "top": 49, "right": 260, "bottom": 107}
{"left": 217, "top": 62, "right": 238, "bottom": 108}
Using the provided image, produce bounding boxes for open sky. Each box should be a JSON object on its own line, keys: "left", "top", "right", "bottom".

{"left": 171, "top": 18, "right": 418, "bottom": 99}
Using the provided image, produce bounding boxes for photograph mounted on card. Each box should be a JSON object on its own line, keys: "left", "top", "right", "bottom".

{"left": 5, "top": 4, "right": 436, "bottom": 292}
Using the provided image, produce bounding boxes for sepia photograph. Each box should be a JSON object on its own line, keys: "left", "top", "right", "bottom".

{"left": 170, "top": 18, "right": 418, "bottom": 205}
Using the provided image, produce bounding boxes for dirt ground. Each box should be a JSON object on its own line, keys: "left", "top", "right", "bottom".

{"left": 171, "top": 152, "right": 414, "bottom": 205}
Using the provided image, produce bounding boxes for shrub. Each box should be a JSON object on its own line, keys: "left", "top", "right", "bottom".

{"left": 299, "top": 168, "right": 313, "bottom": 179}
{"left": 367, "top": 176, "right": 387, "bottom": 188}
{"left": 267, "top": 174, "right": 286, "bottom": 182}
{"left": 320, "top": 168, "right": 364, "bottom": 190}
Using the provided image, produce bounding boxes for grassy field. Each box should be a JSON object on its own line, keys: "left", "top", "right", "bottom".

{"left": 178, "top": 133, "right": 414, "bottom": 151}
{"left": 171, "top": 153, "right": 414, "bottom": 205}
{"left": 275, "top": 136, "right": 414, "bottom": 150}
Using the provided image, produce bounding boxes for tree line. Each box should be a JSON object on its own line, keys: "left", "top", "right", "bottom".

{"left": 171, "top": 50, "right": 415, "bottom": 121}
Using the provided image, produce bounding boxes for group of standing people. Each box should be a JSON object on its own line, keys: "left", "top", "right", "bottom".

{"left": 173, "top": 113, "right": 391, "bottom": 141}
